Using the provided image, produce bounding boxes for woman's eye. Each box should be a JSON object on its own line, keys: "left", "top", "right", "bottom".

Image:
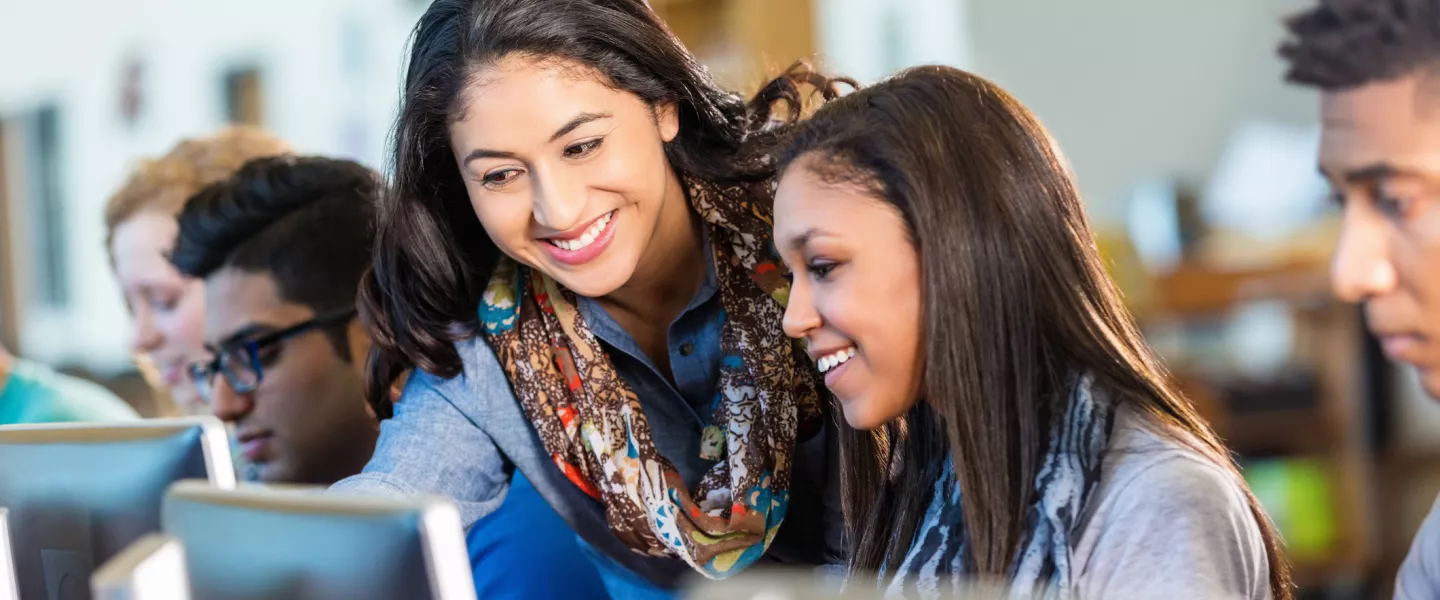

{"left": 483, "top": 169, "right": 523, "bottom": 189}
{"left": 564, "top": 138, "right": 604, "bottom": 159}
{"left": 808, "top": 262, "right": 837, "bottom": 281}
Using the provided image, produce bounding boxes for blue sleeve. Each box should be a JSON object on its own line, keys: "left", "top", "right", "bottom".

{"left": 331, "top": 370, "right": 510, "bottom": 528}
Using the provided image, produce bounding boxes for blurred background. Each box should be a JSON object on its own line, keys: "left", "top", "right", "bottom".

{"left": 0, "top": 0, "right": 1429, "bottom": 597}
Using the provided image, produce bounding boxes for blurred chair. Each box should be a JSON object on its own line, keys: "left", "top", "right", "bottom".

{"left": 0, "top": 417, "right": 234, "bottom": 600}
{"left": 157, "top": 481, "right": 475, "bottom": 600}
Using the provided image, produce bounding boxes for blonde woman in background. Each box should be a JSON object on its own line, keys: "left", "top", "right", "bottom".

{"left": 105, "top": 127, "right": 289, "bottom": 415}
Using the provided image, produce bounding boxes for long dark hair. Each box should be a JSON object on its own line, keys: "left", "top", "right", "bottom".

{"left": 362, "top": 0, "right": 846, "bottom": 415}
{"left": 777, "top": 66, "right": 1293, "bottom": 597}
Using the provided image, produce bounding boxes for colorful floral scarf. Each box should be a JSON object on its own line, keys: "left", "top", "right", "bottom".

{"left": 479, "top": 178, "right": 824, "bottom": 579}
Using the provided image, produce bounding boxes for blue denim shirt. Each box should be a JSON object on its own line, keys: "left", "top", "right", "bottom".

{"left": 334, "top": 228, "right": 843, "bottom": 592}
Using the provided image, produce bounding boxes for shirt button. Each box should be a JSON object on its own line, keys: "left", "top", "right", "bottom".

{"left": 679, "top": 343, "right": 695, "bottom": 357}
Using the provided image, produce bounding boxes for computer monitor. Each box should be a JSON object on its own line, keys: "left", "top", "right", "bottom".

{"left": 90, "top": 534, "right": 190, "bottom": 600}
{"left": 0, "top": 418, "right": 235, "bottom": 600}
{"left": 162, "top": 481, "right": 475, "bottom": 600}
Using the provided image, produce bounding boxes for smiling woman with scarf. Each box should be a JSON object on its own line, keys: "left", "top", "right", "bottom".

{"left": 332, "top": 0, "right": 849, "bottom": 596}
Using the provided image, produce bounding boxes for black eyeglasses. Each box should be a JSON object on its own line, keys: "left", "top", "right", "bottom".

{"left": 188, "top": 307, "right": 358, "bottom": 404}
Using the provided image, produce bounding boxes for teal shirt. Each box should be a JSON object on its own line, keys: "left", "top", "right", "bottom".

{"left": 0, "top": 358, "right": 140, "bottom": 425}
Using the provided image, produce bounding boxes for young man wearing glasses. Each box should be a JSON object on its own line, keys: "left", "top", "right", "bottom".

{"left": 173, "top": 155, "right": 612, "bottom": 597}
{"left": 171, "top": 155, "right": 380, "bottom": 485}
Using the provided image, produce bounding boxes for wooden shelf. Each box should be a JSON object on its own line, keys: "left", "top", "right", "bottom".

{"left": 1218, "top": 408, "right": 1336, "bottom": 456}
{"left": 1151, "top": 260, "right": 1331, "bottom": 318}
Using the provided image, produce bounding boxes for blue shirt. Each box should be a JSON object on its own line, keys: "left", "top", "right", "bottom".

{"left": 468, "top": 470, "right": 610, "bottom": 599}
{"left": 0, "top": 358, "right": 139, "bottom": 425}
{"left": 334, "top": 227, "right": 842, "bottom": 593}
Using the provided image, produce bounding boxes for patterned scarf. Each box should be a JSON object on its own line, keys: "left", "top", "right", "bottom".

{"left": 479, "top": 178, "right": 824, "bottom": 579}
{"left": 884, "top": 374, "right": 1116, "bottom": 599}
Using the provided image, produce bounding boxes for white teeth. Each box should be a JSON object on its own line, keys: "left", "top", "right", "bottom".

{"left": 548, "top": 211, "right": 613, "bottom": 252}
{"left": 817, "top": 346, "right": 857, "bottom": 374}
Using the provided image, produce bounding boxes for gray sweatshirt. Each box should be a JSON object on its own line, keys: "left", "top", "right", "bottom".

{"left": 1063, "top": 406, "right": 1273, "bottom": 599}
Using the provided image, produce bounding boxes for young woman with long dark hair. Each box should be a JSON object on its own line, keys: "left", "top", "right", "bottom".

{"left": 773, "top": 66, "right": 1294, "bottom": 598}
{"left": 333, "top": 0, "right": 848, "bottom": 595}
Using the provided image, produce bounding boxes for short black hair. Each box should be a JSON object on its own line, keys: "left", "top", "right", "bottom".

{"left": 1279, "top": 0, "right": 1440, "bottom": 90}
{"left": 172, "top": 155, "right": 380, "bottom": 361}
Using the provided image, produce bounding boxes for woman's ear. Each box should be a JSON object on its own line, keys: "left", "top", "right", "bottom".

{"left": 655, "top": 100, "right": 680, "bottom": 143}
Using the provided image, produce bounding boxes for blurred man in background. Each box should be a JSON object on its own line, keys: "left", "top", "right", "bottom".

{"left": 0, "top": 342, "right": 138, "bottom": 424}
{"left": 1279, "top": 0, "right": 1440, "bottom": 597}
{"left": 170, "top": 155, "right": 380, "bottom": 485}
{"left": 106, "top": 126, "right": 291, "bottom": 417}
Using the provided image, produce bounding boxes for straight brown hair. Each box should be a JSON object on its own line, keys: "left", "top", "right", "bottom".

{"left": 777, "top": 66, "right": 1293, "bottom": 598}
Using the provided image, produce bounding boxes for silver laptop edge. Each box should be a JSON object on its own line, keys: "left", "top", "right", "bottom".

{"left": 0, "top": 509, "right": 16, "bottom": 600}
{"left": 193, "top": 421, "right": 237, "bottom": 490}
{"left": 91, "top": 534, "right": 191, "bottom": 600}
{"left": 0, "top": 417, "right": 236, "bottom": 491}
{"left": 418, "top": 503, "right": 478, "bottom": 600}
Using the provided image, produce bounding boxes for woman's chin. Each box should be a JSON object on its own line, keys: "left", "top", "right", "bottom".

{"left": 540, "top": 257, "right": 637, "bottom": 299}
{"left": 840, "top": 401, "right": 887, "bottom": 431}
{"left": 839, "top": 394, "right": 916, "bottom": 431}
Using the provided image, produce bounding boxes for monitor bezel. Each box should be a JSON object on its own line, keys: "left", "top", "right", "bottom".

{"left": 0, "top": 417, "right": 236, "bottom": 490}
{"left": 166, "top": 481, "right": 478, "bottom": 600}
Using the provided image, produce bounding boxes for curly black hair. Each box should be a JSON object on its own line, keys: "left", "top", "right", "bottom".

{"left": 1279, "top": 0, "right": 1440, "bottom": 90}
{"left": 172, "top": 155, "right": 380, "bottom": 361}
